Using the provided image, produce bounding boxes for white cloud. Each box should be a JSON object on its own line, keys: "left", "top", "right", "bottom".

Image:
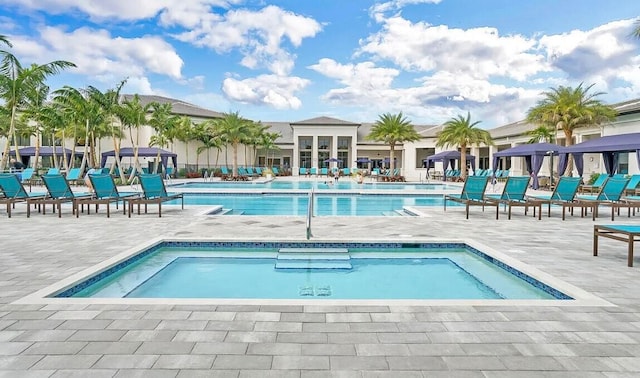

{"left": 309, "top": 59, "right": 540, "bottom": 127}
{"left": 308, "top": 58, "right": 399, "bottom": 90}
{"left": 359, "top": 15, "right": 546, "bottom": 81}
{"left": 221, "top": 74, "right": 309, "bottom": 109}
{"left": 370, "top": 0, "right": 441, "bottom": 17}
{"left": 0, "top": 0, "right": 235, "bottom": 22}
{"left": 538, "top": 19, "right": 639, "bottom": 88}
{"left": 172, "top": 5, "right": 322, "bottom": 75}
{"left": 11, "top": 26, "right": 184, "bottom": 80}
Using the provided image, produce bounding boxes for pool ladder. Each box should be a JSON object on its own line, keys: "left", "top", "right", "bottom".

{"left": 306, "top": 189, "right": 313, "bottom": 239}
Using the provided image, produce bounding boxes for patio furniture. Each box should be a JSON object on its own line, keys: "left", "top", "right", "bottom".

{"left": 128, "top": 174, "right": 184, "bottom": 217}
{"left": 593, "top": 224, "right": 640, "bottom": 267}
{"left": 484, "top": 176, "right": 539, "bottom": 219}
{"left": 444, "top": 176, "right": 495, "bottom": 219}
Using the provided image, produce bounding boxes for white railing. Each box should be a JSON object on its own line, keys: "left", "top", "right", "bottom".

{"left": 306, "top": 189, "right": 314, "bottom": 240}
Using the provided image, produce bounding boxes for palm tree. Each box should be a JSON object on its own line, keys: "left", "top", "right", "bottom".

{"left": 0, "top": 52, "right": 75, "bottom": 169}
{"left": 632, "top": 18, "right": 640, "bottom": 39}
{"left": 118, "top": 94, "right": 152, "bottom": 181}
{"left": 436, "top": 112, "right": 493, "bottom": 180}
{"left": 216, "top": 111, "right": 253, "bottom": 178}
{"left": 366, "top": 112, "right": 421, "bottom": 175}
{"left": 20, "top": 80, "right": 50, "bottom": 169}
{"left": 172, "top": 116, "right": 194, "bottom": 171}
{"left": 526, "top": 83, "right": 617, "bottom": 175}
{"left": 148, "top": 102, "right": 178, "bottom": 173}
{"left": 88, "top": 81, "right": 127, "bottom": 181}
{"left": 53, "top": 86, "right": 106, "bottom": 171}
{"left": 258, "top": 131, "right": 281, "bottom": 169}
{"left": 525, "top": 125, "right": 556, "bottom": 144}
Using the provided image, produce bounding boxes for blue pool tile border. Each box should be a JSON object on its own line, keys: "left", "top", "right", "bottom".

{"left": 54, "top": 241, "right": 573, "bottom": 300}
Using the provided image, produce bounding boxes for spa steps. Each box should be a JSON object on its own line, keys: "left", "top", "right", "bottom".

{"left": 275, "top": 248, "right": 352, "bottom": 270}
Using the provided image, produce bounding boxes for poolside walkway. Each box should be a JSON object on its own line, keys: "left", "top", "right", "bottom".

{"left": 1, "top": 178, "right": 640, "bottom": 377}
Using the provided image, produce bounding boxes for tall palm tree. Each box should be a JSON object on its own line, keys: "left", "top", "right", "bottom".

{"left": 526, "top": 83, "right": 617, "bottom": 175}
{"left": 216, "top": 111, "right": 253, "bottom": 178}
{"left": 436, "top": 112, "right": 493, "bottom": 180}
{"left": 632, "top": 18, "right": 640, "bottom": 39}
{"left": 19, "top": 78, "right": 50, "bottom": 169}
{"left": 258, "top": 131, "right": 281, "bottom": 169}
{"left": 53, "top": 86, "right": 105, "bottom": 171}
{"left": 366, "top": 112, "right": 421, "bottom": 174}
{"left": 88, "top": 80, "right": 127, "bottom": 181}
{"left": 148, "top": 102, "right": 178, "bottom": 173}
{"left": 0, "top": 53, "right": 75, "bottom": 169}
{"left": 174, "top": 116, "right": 195, "bottom": 172}
{"left": 118, "top": 94, "right": 152, "bottom": 181}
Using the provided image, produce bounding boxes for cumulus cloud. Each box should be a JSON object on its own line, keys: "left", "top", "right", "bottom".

{"left": 172, "top": 5, "right": 322, "bottom": 75}
{"left": 221, "top": 74, "right": 309, "bottom": 109}
{"left": 11, "top": 26, "right": 184, "bottom": 80}
{"left": 0, "top": 0, "right": 235, "bottom": 22}
{"left": 370, "top": 0, "right": 441, "bottom": 17}
{"left": 359, "top": 16, "right": 546, "bottom": 81}
{"left": 539, "top": 19, "right": 639, "bottom": 79}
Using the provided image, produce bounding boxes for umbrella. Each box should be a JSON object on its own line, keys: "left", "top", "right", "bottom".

{"left": 324, "top": 158, "right": 342, "bottom": 163}
{"left": 355, "top": 158, "right": 371, "bottom": 163}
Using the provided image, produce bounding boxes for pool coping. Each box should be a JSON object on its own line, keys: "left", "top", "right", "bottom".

{"left": 14, "top": 237, "right": 613, "bottom": 307}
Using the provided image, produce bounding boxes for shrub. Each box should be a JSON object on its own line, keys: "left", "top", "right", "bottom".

{"left": 589, "top": 173, "right": 601, "bottom": 185}
{"left": 186, "top": 171, "right": 201, "bottom": 178}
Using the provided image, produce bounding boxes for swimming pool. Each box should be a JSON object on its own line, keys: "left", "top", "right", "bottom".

{"left": 176, "top": 193, "right": 450, "bottom": 215}
{"left": 171, "top": 180, "right": 456, "bottom": 191}
{"left": 51, "top": 241, "right": 572, "bottom": 301}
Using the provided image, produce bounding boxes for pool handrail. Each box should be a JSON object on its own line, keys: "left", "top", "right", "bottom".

{"left": 306, "top": 189, "right": 313, "bottom": 239}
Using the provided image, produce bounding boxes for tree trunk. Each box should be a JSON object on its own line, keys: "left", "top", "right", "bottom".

{"left": 460, "top": 144, "right": 467, "bottom": 181}
{"left": 1, "top": 106, "right": 18, "bottom": 170}
{"left": 232, "top": 142, "right": 239, "bottom": 177}
{"left": 563, "top": 129, "right": 574, "bottom": 176}
{"left": 389, "top": 144, "right": 396, "bottom": 174}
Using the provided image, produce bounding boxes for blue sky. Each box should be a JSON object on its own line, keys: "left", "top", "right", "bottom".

{"left": 0, "top": 0, "right": 639, "bottom": 128}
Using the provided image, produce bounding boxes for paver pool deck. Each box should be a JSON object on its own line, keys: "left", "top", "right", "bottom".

{"left": 1, "top": 178, "right": 640, "bottom": 377}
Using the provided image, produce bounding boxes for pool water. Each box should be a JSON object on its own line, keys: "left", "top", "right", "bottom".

{"left": 172, "top": 181, "right": 455, "bottom": 191}
{"left": 170, "top": 193, "right": 452, "bottom": 216}
{"left": 60, "top": 243, "right": 568, "bottom": 300}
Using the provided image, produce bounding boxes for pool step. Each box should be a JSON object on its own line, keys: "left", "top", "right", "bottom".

{"left": 275, "top": 248, "right": 352, "bottom": 270}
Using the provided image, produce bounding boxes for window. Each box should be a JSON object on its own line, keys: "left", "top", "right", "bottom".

{"left": 299, "top": 151, "right": 311, "bottom": 168}
{"left": 318, "top": 137, "right": 330, "bottom": 150}
{"left": 299, "top": 137, "right": 312, "bottom": 150}
{"left": 619, "top": 153, "right": 629, "bottom": 174}
{"left": 337, "top": 137, "right": 349, "bottom": 150}
{"left": 337, "top": 151, "right": 349, "bottom": 166}
{"left": 416, "top": 148, "right": 435, "bottom": 168}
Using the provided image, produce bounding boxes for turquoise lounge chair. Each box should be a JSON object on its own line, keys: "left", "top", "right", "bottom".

{"left": 320, "top": 167, "right": 328, "bottom": 176}
{"left": 65, "top": 167, "right": 82, "bottom": 185}
{"left": 76, "top": 174, "right": 140, "bottom": 217}
{"left": 271, "top": 167, "right": 280, "bottom": 176}
{"left": 484, "top": 176, "right": 537, "bottom": 219}
{"left": 624, "top": 174, "right": 640, "bottom": 195}
{"left": 580, "top": 174, "right": 607, "bottom": 193}
{"left": 220, "top": 166, "right": 230, "bottom": 180}
{"left": 526, "top": 176, "right": 582, "bottom": 220}
{"left": 46, "top": 168, "right": 60, "bottom": 175}
{"left": 444, "top": 176, "right": 495, "bottom": 219}
{"left": 20, "top": 168, "right": 35, "bottom": 191}
{"left": 310, "top": 167, "right": 318, "bottom": 176}
{"left": 38, "top": 174, "right": 92, "bottom": 217}
{"left": 128, "top": 174, "right": 184, "bottom": 217}
{"left": 574, "top": 177, "right": 631, "bottom": 221}
{"left": 0, "top": 174, "right": 46, "bottom": 217}
{"left": 299, "top": 167, "right": 309, "bottom": 176}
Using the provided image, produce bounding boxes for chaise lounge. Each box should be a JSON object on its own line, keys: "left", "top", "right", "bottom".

{"left": 128, "top": 174, "right": 184, "bottom": 217}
